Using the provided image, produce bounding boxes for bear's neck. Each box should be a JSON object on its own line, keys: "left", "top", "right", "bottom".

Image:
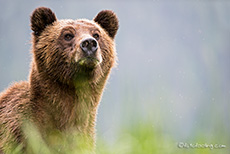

{"left": 29, "top": 65, "right": 108, "bottom": 136}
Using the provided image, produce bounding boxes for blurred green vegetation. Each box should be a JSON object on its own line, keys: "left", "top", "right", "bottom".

{"left": 5, "top": 121, "right": 228, "bottom": 154}
{"left": 96, "top": 121, "right": 228, "bottom": 154}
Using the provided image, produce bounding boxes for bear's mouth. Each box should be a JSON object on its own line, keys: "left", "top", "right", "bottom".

{"left": 74, "top": 56, "right": 103, "bottom": 83}
{"left": 77, "top": 57, "right": 100, "bottom": 69}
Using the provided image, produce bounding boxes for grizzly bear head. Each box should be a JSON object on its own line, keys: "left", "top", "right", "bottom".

{"left": 30, "top": 7, "right": 119, "bottom": 86}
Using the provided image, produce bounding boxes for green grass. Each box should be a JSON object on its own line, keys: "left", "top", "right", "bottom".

{"left": 4, "top": 121, "right": 229, "bottom": 154}
{"left": 96, "top": 122, "right": 228, "bottom": 154}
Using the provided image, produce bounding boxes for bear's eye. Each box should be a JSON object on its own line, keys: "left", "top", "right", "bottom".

{"left": 93, "top": 33, "right": 100, "bottom": 40}
{"left": 64, "top": 33, "right": 74, "bottom": 41}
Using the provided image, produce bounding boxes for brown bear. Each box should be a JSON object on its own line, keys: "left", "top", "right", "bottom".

{"left": 0, "top": 7, "right": 118, "bottom": 153}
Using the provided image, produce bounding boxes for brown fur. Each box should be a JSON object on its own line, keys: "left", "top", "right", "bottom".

{"left": 0, "top": 7, "right": 118, "bottom": 153}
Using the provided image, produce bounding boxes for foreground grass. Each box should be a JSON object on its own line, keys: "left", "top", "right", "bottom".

{"left": 6, "top": 122, "right": 228, "bottom": 154}
{"left": 96, "top": 123, "right": 228, "bottom": 154}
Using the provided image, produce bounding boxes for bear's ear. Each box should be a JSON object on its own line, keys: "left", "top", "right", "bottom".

{"left": 94, "top": 10, "right": 119, "bottom": 39}
{"left": 30, "top": 7, "right": 57, "bottom": 36}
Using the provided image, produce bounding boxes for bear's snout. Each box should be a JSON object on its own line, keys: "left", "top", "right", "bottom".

{"left": 77, "top": 37, "right": 102, "bottom": 68}
{"left": 80, "top": 38, "right": 98, "bottom": 56}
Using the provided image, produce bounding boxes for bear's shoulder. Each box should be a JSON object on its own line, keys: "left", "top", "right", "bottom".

{"left": 0, "top": 81, "right": 30, "bottom": 107}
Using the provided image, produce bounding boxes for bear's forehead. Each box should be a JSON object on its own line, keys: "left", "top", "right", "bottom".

{"left": 56, "top": 19, "right": 102, "bottom": 31}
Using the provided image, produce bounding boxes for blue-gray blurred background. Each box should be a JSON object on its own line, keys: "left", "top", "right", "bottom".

{"left": 0, "top": 0, "right": 229, "bottom": 147}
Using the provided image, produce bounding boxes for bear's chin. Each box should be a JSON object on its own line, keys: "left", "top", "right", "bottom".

{"left": 73, "top": 59, "right": 103, "bottom": 85}
{"left": 77, "top": 57, "right": 101, "bottom": 69}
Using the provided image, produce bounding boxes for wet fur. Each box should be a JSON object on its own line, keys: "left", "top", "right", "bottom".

{"left": 0, "top": 7, "right": 118, "bottom": 153}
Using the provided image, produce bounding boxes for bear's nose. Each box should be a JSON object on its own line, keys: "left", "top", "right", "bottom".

{"left": 80, "top": 38, "right": 98, "bottom": 55}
